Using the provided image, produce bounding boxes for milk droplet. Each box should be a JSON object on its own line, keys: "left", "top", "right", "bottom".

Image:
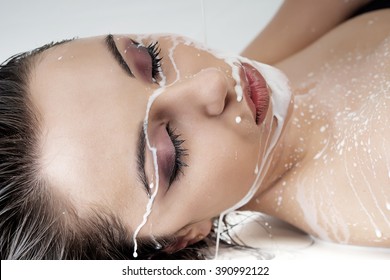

{"left": 235, "top": 116, "right": 242, "bottom": 124}
{"left": 277, "top": 196, "right": 283, "bottom": 206}
{"left": 57, "top": 56, "right": 63, "bottom": 60}
{"left": 375, "top": 229, "right": 382, "bottom": 238}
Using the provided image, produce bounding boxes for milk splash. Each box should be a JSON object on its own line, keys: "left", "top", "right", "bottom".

{"left": 130, "top": 35, "right": 291, "bottom": 258}
{"left": 213, "top": 56, "right": 291, "bottom": 258}
{"left": 132, "top": 88, "right": 164, "bottom": 258}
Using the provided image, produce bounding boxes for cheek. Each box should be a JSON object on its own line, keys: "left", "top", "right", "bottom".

{"left": 188, "top": 133, "right": 259, "bottom": 212}
{"left": 216, "top": 147, "right": 258, "bottom": 196}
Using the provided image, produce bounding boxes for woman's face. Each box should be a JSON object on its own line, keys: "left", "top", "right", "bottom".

{"left": 31, "top": 34, "right": 282, "bottom": 240}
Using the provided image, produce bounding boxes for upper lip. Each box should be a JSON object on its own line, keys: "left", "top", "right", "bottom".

{"left": 238, "top": 64, "right": 256, "bottom": 121}
{"left": 238, "top": 62, "right": 270, "bottom": 125}
{"left": 238, "top": 63, "right": 258, "bottom": 124}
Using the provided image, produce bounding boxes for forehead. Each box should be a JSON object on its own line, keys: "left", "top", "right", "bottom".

{"left": 29, "top": 36, "right": 149, "bottom": 215}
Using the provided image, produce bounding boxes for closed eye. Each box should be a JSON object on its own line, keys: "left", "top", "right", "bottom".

{"left": 166, "top": 123, "right": 188, "bottom": 187}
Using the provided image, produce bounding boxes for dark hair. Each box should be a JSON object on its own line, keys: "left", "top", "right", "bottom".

{"left": 0, "top": 42, "right": 210, "bottom": 259}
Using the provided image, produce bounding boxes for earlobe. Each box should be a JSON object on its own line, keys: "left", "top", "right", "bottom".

{"left": 164, "top": 219, "right": 212, "bottom": 253}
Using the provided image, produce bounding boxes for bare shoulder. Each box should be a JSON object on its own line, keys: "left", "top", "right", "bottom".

{"left": 277, "top": 9, "right": 390, "bottom": 84}
{"left": 259, "top": 9, "right": 390, "bottom": 247}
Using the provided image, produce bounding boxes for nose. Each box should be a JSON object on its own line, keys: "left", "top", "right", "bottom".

{"left": 150, "top": 68, "right": 229, "bottom": 120}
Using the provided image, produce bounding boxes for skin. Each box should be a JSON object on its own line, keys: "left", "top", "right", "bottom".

{"left": 30, "top": 34, "right": 279, "bottom": 247}
{"left": 242, "top": 0, "right": 371, "bottom": 64}
{"left": 244, "top": 10, "right": 390, "bottom": 246}
{"left": 30, "top": 9, "right": 390, "bottom": 248}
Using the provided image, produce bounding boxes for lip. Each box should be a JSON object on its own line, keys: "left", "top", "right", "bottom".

{"left": 240, "top": 63, "right": 270, "bottom": 125}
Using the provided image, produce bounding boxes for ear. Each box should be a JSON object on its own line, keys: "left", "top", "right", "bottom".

{"left": 164, "top": 219, "right": 212, "bottom": 253}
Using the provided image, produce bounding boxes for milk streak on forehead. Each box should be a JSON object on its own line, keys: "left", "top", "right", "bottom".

{"left": 130, "top": 35, "right": 292, "bottom": 258}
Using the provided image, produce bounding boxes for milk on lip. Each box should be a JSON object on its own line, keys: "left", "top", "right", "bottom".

{"left": 130, "top": 35, "right": 292, "bottom": 258}
{"left": 214, "top": 57, "right": 291, "bottom": 257}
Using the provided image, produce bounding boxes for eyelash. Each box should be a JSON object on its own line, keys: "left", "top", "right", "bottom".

{"left": 146, "top": 42, "right": 163, "bottom": 82}
{"left": 132, "top": 39, "right": 163, "bottom": 82}
{"left": 166, "top": 123, "right": 188, "bottom": 186}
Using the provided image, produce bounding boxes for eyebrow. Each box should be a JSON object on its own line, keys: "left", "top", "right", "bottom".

{"left": 136, "top": 123, "right": 151, "bottom": 196}
{"left": 104, "top": 35, "right": 150, "bottom": 195}
{"left": 104, "top": 34, "right": 135, "bottom": 77}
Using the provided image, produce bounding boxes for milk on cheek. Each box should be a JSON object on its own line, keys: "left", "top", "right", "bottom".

{"left": 130, "top": 36, "right": 292, "bottom": 258}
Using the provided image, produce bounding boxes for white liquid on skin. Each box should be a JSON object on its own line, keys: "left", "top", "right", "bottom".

{"left": 132, "top": 88, "right": 164, "bottom": 258}
{"left": 131, "top": 37, "right": 182, "bottom": 257}
{"left": 214, "top": 59, "right": 292, "bottom": 258}
{"left": 131, "top": 35, "right": 291, "bottom": 258}
{"left": 130, "top": 33, "right": 390, "bottom": 253}
{"left": 201, "top": 45, "right": 292, "bottom": 257}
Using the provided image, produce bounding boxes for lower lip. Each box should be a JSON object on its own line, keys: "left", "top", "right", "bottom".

{"left": 242, "top": 63, "right": 270, "bottom": 125}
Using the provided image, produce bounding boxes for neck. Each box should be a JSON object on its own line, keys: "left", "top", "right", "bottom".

{"left": 242, "top": 86, "right": 326, "bottom": 210}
